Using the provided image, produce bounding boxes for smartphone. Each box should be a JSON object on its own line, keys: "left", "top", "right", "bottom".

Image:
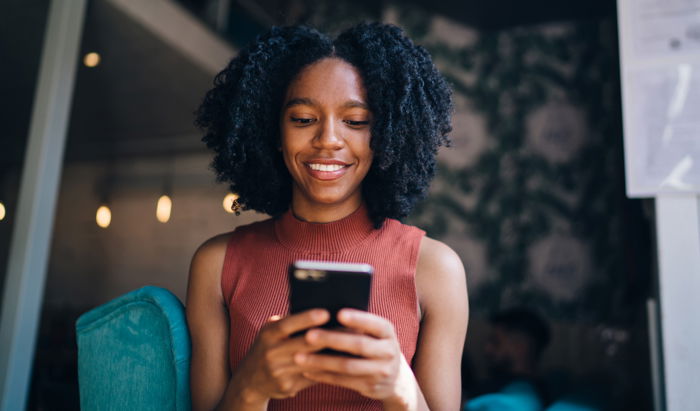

{"left": 288, "top": 260, "right": 373, "bottom": 332}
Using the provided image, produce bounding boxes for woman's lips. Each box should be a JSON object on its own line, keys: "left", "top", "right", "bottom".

{"left": 304, "top": 161, "right": 351, "bottom": 181}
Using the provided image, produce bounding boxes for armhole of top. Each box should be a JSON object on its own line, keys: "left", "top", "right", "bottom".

{"left": 410, "top": 227, "right": 426, "bottom": 322}
{"left": 220, "top": 232, "right": 238, "bottom": 307}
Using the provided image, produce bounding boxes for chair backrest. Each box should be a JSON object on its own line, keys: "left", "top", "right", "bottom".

{"left": 545, "top": 395, "right": 605, "bottom": 411}
{"left": 545, "top": 400, "right": 603, "bottom": 411}
{"left": 465, "top": 381, "right": 544, "bottom": 411}
{"left": 76, "top": 286, "right": 191, "bottom": 411}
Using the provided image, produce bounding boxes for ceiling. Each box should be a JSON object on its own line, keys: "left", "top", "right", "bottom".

{"left": 0, "top": 0, "right": 616, "bottom": 173}
{"left": 1, "top": 0, "right": 216, "bottom": 172}
{"left": 66, "top": 0, "right": 215, "bottom": 162}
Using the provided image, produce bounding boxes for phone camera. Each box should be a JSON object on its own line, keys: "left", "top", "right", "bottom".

{"left": 308, "top": 270, "right": 326, "bottom": 281}
{"left": 294, "top": 269, "right": 326, "bottom": 281}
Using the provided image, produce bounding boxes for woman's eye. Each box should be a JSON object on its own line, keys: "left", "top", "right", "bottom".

{"left": 290, "top": 117, "right": 315, "bottom": 125}
{"left": 344, "top": 120, "right": 370, "bottom": 127}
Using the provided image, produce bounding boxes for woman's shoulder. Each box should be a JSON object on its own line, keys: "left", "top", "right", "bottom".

{"left": 189, "top": 232, "right": 233, "bottom": 283}
{"left": 195, "top": 232, "right": 232, "bottom": 256}
{"left": 189, "top": 217, "right": 275, "bottom": 282}
{"left": 197, "top": 216, "right": 275, "bottom": 251}
{"left": 382, "top": 219, "right": 459, "bottom": 266}
{"left": 417, "top": 236, "right": 463, "bottom": 274}
{"left": 415, "top": 235, "right": 467, "bottom": 314}
{"left": 383, "top": 218, "right": 426, "bottom": 237}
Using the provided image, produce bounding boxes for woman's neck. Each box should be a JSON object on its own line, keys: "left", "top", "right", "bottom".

{"left": 290, "top": 195, "right": 363, "bottom": 223}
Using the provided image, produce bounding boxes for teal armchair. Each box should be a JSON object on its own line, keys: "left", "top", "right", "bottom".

{"left": 465, "top": 381, "right": 605, "bottom": 411}
{"left": 75, "top": 286, "right": 191, "bottom": 411}
{"left": 465, "top": 381, "right": 544, "bottom": 411}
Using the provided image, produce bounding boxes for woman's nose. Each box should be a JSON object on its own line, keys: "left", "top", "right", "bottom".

{"left": 313, "top": 118, "right": 344, "bottom": 150}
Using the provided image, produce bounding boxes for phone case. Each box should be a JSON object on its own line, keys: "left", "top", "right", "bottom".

{"left": 288, "top": 260, "right": 373, "bottom": 331}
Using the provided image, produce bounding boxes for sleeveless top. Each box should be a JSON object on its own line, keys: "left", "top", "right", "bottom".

{"left": 221, "top": 205, "right": 425, "bottom": 410}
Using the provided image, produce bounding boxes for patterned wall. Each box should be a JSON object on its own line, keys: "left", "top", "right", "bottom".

{"left": 392, "top": 8, "right": 653, "bottom": 323}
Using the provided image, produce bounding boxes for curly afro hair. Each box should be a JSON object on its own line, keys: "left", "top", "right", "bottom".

{"left": 196, "top": 22, "right": 452, "bottom": 227}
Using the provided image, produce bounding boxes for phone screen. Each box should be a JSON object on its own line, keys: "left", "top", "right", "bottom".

{"left": 288, "top": 260, "right": 373, "bottom": 330}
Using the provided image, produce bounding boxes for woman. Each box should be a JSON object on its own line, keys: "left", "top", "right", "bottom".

{"left": 187, "top": 23, "right": 468, "bottom": 410}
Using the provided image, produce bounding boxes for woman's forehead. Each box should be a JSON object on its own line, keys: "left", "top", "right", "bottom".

{"left": 284, "top": 58, "right": 368, "bottom": 107}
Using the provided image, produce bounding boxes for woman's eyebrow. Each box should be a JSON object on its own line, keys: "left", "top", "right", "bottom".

{"left": 343, "top": 100, "right": 369, "bottom": 110}
{"left": 283, "top": 98, "right": 368, "bottom": 110}
{"left": 284, "top": 97, "right": 316, "bottom": 108}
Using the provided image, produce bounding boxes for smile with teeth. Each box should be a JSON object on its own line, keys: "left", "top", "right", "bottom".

{"left": 307, "top": 163, "right": 347, "bottom": 172}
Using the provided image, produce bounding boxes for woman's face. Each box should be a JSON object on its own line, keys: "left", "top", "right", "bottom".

{"left": 280, "top": 58, "right": 373, "bottom": 214}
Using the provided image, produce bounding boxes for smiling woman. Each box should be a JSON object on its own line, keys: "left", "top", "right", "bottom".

{"left": 187, "top": 23, "right": 468, "bottom": 411}
{"left": 280, "top": 58, "right": 373, "bottom": 222}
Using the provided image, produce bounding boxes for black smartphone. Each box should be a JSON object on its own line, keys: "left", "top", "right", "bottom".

{"left": 288, "top": 260, "right": 373, "bottom": 333}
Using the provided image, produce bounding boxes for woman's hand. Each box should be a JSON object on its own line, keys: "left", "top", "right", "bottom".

{"left": 293, "top": 309, "right": 422, "bottom": 409}
{"left": 229, "top": 309, "right": 330, "bottom": 406}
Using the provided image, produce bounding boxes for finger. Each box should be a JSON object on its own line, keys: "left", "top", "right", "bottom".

{"left": 267, "top": 333, "right": 333, "bottom": 361}
{"left": 289, "top": 376, "right": 317, "bottom": 396}
{"left": 336, "top": 309, "right": 394, "bottom": 339}
{"left": 261, "top": 332, "right": 335, "bottom": 375}
{"left": 269, "top": 372, "right": 317, "bottom": 399}
{"left": 304, "top": 329, "right": 393, "bottom": 359}
{"left": 303, "top": 371, "right": 385, "bottom": 397}
{"left": 267, "top": 362, "right": 325, "bottom": 382}
{"left": 268, "top": 363, "right": 309, "bottom": 379}
{"left": 278, "top": 375, "right": 317, "bottom": 398}
{"left": 294, "top": 352, "right": 388, "bottom": 377}
{"left": 263, "top": 309, "right": 330, "bottom": 342}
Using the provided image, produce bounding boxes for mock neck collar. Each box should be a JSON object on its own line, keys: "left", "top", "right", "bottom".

{"left": 274, "top": 204, "right": 376, "bottom": 253}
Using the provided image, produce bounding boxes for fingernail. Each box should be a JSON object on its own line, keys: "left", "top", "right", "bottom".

{"left": 295, "top": 353, "right": 307, "bottom": 364}
{"left": 306, "top": 329, "right": 319, "bottom": 343}
{"left": 338, "top": 310, "right": 352, "bottom": 321}
{"left": 313, "top": 310, "right": 328, "bottom": 321}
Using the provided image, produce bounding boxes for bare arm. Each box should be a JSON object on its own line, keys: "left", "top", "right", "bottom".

{"left": 186, "top": 234, "right": 330, "bottom": 410}
{"left": 186, "top": 234, "right": 270, "bottom": 410}
{"left": 186, "top": 234, "right": 242, "bottom": 411}
{"left": 413, "top": 236, "right": 469, "bottom": 411}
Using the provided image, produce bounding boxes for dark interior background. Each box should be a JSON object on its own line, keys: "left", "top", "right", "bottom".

{"left": 0, "top": 1, "right": 654, "bottom": 410}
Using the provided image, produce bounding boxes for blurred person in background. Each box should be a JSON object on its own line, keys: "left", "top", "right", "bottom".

{"left": 465, "top": 307, "right": 551, "bottom": 411}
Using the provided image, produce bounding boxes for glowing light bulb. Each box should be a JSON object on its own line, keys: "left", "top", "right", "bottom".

{"left": 223, "top": 192, "right": 239, "bottom": 213}
{"left": 96, "top": 205, "right": 111, "bottom": 228}
{"left": 83, "top": 52, "right": 101, "bottom": 67}
{"left": 0, "top": 202, "right": 5, "bottom": 221}
{"left": 156, "top": 195, "right": 172, "bottom": 223}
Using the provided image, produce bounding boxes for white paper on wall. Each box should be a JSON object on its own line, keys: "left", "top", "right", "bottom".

{"left": 618, "top": 0, "right": 700, "bottom": 196}
{"left": 632, "top": 0, "right": 700, "bottom": 58}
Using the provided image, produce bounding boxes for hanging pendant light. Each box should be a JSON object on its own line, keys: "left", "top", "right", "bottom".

{"left": 83, "top": 52, "right": 101, "bottom": 67}
{"left": 96, "top": 204, "right": 111, "bottom": 228}
{"left": 95, "top": 171, "right": 115, "bottom": 229}
{"left": 223, "top": 192, "right": 239, "bottom": 214}
{"left": 156, "top": 194, "right": 172, "bottom": 223}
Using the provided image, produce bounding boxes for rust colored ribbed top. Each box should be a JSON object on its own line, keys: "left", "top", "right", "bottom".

{"left": 221, "top": 204, "right": 424, "bottom": 410}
